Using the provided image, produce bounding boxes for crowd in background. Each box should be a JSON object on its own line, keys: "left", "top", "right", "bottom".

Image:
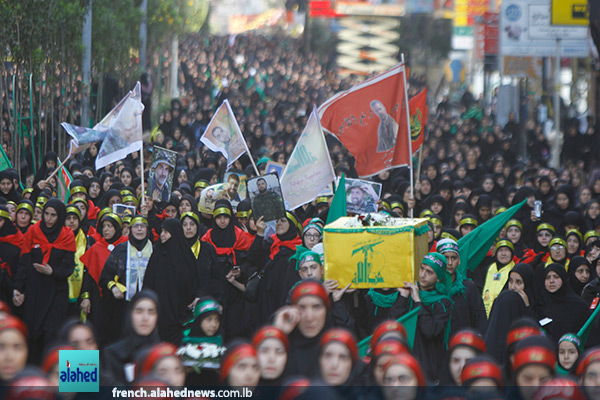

{"left": 2, "top": 31, "right": 600, "bottom": 399}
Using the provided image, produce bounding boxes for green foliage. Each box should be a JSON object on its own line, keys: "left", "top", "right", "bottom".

{"left": 0, "top": 0, "right": 86, "bottom": 72}
{"left": 92, "top": 0, "right": 142, "bottom": 73}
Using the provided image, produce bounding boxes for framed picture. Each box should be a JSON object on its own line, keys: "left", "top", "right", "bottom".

{"left": 197, "top": 183, "right": 226, "bottom": 214}
{"left": 343, "top": 178, "right": 382, "bottom": 214}
{"left": 247, "top": 173, "right": 286, "bottom": 223}
{"left": 147, "top": 146, "right": 177, "bottom": 203}
{"left": 223, "top": 172, "right": 247, "bottom": 208}
{"left": 112, "top": 204, "right": 137, "bottom": 219}
{"left": 264, "top": 161, "right": 285, "bottom": 177}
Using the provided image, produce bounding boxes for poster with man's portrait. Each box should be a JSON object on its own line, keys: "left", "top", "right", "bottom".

{"left": 343, "top": 178, "right": 382, "bottom": 214}
{"left": 199, "top": 99, "right": 248, "bottom": 168}
{"left": 247, "top": 173, "right": 286, "bottom": 223}
{"left": 198, "top": 183, "right": 226, "bottom": 214}
{"left": 223, "top": 172, "right": 247, "bottom": 208}
{"left": 147, "top": 146, "right": 177, "bottom": 203}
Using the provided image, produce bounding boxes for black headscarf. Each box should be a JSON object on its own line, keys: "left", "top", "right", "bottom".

{"left": 278, "top": 211, "right": 301, "bottom": 242}
{"left": 100, "top": 213, "right": 123, "bottom": 244}
{"left": 536, "top": 263, "right": 590, "bottom": 342}
{"left": 0, "top": 170, "right": 20, "bottom": 203}
{"left": 0, "top": 204, "right": 18, "bottom": 237}
{"left": 568, "top": 256, "right": 591, "bottom": 296}
{"left": 181, "top": 213, "right": 200, "bottom": 246}
{"left": 484, "top": 290, "right": 534, "bottom": 363}
{"left": 42, "top": 199, "right": 67, "bottom": 243}
{"left": 143, "top": 219, "right": 203, "bottom": 343}
{"left": 98, "top": 189, "right": 121, "bottom": 210}
{"left": 502, "top": 263, "right": 536, "bottom": 309}
{"left": 87, "top": 176, "right": 102, "bottom": 205}
{"left": 210, "top": 199, "right": 236, "bottom": 248}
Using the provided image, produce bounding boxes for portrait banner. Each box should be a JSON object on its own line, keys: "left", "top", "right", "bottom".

{"left": 200, "top": 99, "right": 249, "bottom": 168}
{"left": 198, "top": 183, "right": 227, "bottom": 214}
{"left": 247, "top": 173, "right": 286, "bottom": 223}
{"left": 409, "top": 88, "right": 428, "bottom": 153}
{"left": 61, "top": 82, "right": 145, "bottom": 169}
{"left": 318, "top": 63, "right": 410, "bottom": 177}
{"left": 147, "top": 146, "right": 177, "bottom": 203}
{"left": 280, "top": 108, "right": 336, "bottom": 210}
{"left": 343, "top": 178, "right": 382, "bottom": 215}
{"left": 223, "top": 172, "right": 247, "bottom": 208}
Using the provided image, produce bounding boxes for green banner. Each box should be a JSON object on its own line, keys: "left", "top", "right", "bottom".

{"left": 358, "top": 306, "right": 420, "bottom": 358}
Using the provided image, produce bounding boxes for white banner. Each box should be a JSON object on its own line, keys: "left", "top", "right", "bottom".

{"left": 62, "top": 82, "right": 144, "bottom": 170}
{"left": 200, "top": 99, "right": 248, "bottom": 169}
{"left": 280, "top": 108, "right": 335, "bottom": 210}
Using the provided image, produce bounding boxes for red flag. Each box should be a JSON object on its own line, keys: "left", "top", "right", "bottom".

{"left": 318, "top": 64, "right": 410, "bottom": 177}
{"left": 409, "top": 88, "right": 428, "bottom": 153}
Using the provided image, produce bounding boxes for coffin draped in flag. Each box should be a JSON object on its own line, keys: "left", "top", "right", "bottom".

{"left": 409, "top": 88, "right": 428, "bottom": 153}
{"left": 199, "top": 99, "right": 249, "bottom": 169}
{"left": 61, "top": 82, "right": 145, "bottom": 170}
{"left": 318, "top": 63, "right": 410, "bottom": 177}
{"left": 280, "top": 108, "right": 335, "bottom": 210}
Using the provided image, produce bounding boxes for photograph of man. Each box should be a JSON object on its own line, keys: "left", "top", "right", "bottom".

{"left": 223, "top": 174, "right": 242, "bottom": 202}
{"left": 370, "top": 99, "right": 398, "bottom": 153}
{"left": 250, "top": 175, "right": 285, "bottom": 222}
{"left": 148, "top": 149, "right": 176, "bottom": 203}
{"left": 211, "top": 126, "right": 232, "bottom": 159}
{"left": 346, "top": 180, "right": 379, "bottom": 214}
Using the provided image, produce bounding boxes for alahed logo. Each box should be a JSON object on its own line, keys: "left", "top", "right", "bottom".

{"left": 59, "top": 350, "right": 100, "bottom": 393}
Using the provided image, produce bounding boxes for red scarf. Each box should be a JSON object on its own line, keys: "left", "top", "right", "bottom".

{"left": 202, "top": 226, "right": 254, "bottom": 264}
{"left": 27, "top": 222, "right": 77, "bottom": 263}
{"left": 269, "top": 234, "right": 302, "bottom": 260}
{"left": 0, "top": 229, "right": 27, "bottom": 277}
{"left": 87, "top": 200, "right": 99, "bottom": 221}
{"left": 80, "top": 235, "right": 128, "bottom": 286}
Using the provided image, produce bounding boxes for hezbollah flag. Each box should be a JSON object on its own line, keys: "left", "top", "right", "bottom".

{"left": 318, "top": 64, "right": 410, "bottom": 178}
{"left": 409, "top": 89, "right": 428, "bottom": 153}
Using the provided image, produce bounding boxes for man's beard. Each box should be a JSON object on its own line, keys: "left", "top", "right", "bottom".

{"left": 258, "top": 188, "right": 267, "bottom": 193}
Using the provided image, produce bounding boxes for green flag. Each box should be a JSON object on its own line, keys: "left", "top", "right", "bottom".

{"left": 326, "top": 173, "right": 346, "bottom": 225}
{"left": 457, "top": 199, "right": 527, "bottom": 274}
{"left": 358, "top": 306, "right": 420, "bottom": 358}
{"left": 578, "top": 305, "right": 600, "bottom": 346}
{"left": 0, "top": 145, "right": 13, "bottom": 170}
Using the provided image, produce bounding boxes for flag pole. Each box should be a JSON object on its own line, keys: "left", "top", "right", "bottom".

{"left": 248, "top": 151, "right": 260, "bottom": 176}
{"left": 401, "top": 54, "right": 414, "bottom": 217}
{"left": 45, "top": 155, "right": 71, "bottom": 182}
{"left": 140, "top": 146, "right": 146, "bottom": 208}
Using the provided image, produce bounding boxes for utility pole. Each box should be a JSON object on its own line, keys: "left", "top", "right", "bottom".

{"left": 140, "top": 0, "right": 148, "bottom": 70}
{"left": 82, "top": 0, "right": 92, "bottom": 127}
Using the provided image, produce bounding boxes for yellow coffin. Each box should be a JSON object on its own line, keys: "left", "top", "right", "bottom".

{"left": 323, "top": 217, "right": 429, "bottom": 289}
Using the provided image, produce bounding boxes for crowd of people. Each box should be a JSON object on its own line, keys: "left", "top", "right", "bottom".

{"left": 1, "top": 30, "right": 600, "bottom": 399}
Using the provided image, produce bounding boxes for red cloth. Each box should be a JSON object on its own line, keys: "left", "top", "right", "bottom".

{"left": 27, "top": 222, "right": 76, "bottom": 263}
{"left": 409, "top": 88, "right": 428, "bottom": 152}
{"left": 268, "top": 234, "right": 302, "bottom": 260}
{"left": 87, "top": 225, "right": 101, "bottom": 242}
{"left": 202, "top": 226, "right": 254, "bottom": 265}
{"left": 87, "top": 201, "right": 99, "bottom": 221}
{"left": 80, "top": 235, "right": 128, "bottom": 285}
{"left": 0, "top": 229, "right": 27, "bottom": 277}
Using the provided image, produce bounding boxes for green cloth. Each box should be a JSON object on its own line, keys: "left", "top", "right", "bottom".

{"left": 556, "top": 364, "right": 569, "bottom": 376}
{"left": 181, "top": 335, "right": 223, "bottom": 346}
{"left": 457, "top": 199, "right": 527, "bottom": 274}
{"left": 357, "top": 306, "right": 420, "bottom": 357}
{"left": 290, "top": 245, "right": 322, "bottom": 270}
{"left": 326, "top": 173, "right": 347, "bottom": 225}
{"left": 367, "top": 289, "right": 399, "bottom": 315}
{"left": 577, "top": 303, "right": 600, "bottom": 346}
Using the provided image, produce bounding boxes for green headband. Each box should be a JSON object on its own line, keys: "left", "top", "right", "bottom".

{"left": 558, "top": 333, "right": 583, "bottom": 353}
{"left": 422, "top": 252, "right": 448, "bottom": 282}
{"left": 290, "top": 245, "right": 323, "bottom": 271}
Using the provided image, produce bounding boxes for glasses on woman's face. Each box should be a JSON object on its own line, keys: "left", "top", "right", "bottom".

{"left": 305, "top": 234, "right": 321, "bottom": 240}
